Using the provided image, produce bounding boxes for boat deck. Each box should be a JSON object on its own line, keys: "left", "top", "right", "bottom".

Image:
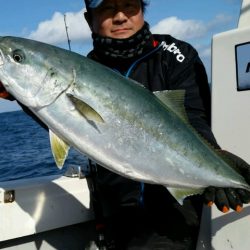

{"left": 0, "top": 221, "right": 96, "bottom": 250}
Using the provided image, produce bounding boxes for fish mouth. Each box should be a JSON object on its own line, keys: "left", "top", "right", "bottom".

{"left": 0, "top": 48, "right": 9, "bottom": 98}
{"left": 0, "top": 80, "right": 12, "bottom": 99}
{"left": 0, "top": 49, "right": 14, "bottom": 100}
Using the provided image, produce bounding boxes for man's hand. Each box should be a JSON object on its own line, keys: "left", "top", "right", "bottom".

{"left": 203, "top": 187, "right": 250, "bottom": 213}
{"left": 203, "top": 150, "right": 250, "bottom": 213}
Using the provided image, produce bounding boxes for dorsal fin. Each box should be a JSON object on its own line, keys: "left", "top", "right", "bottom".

{"left": 154, "top": 89, "right": 219, "bottom": 155}
{"left": 154, "top": 90, "right": 189, "bottom": 123}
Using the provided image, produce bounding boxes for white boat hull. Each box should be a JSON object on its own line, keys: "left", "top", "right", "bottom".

{"left": 0, "top": 175, "right": 93, "bottom": 242}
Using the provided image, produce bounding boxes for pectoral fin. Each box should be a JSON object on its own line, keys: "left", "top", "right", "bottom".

{"left": 67, "top": 94, "right": 104, "bottom": 123}
{"left": 49, "top": 130, "right": 70, "bottom": 169}
{"left": 167, "top": 187, "right": 204, "bottom": 205}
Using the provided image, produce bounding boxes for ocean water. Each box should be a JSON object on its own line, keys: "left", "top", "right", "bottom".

{"left": 0, "top": 110, "right": 87, "bottom": 182}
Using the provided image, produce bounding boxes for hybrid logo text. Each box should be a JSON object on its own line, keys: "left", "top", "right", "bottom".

{"left": 161, "top": 42, "right": 185, "bottom": 63}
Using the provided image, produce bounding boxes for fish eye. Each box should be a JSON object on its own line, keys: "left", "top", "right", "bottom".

{"left": 12, "top": 50, "right": 25, "bottom": 63}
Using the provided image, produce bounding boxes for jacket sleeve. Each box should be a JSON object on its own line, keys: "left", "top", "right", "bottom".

{"left": 168, "top": 52, "right": 220, "bottom": 148}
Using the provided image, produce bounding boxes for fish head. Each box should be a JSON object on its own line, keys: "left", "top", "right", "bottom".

{"left": 0, "top": 36, "right": 70, "bottom": 109}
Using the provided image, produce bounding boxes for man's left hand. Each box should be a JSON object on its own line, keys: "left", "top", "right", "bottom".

{"left": 203, "top": 150, "right": 250, "bottom": 213}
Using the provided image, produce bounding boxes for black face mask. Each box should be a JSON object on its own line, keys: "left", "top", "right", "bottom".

{"left": 91, "top": 22, "right": 154, "bottom": 61}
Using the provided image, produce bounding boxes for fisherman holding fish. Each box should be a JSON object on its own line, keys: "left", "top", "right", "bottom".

{"left": 1, "top": 0, "right": 250, "bottom": 249}
{"left": 82, "top": 0, "right": 250, "bottom": 249}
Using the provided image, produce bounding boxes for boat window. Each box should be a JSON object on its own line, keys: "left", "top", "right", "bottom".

{"left": 236, "top": 42, "right": 250, "bottom": 91}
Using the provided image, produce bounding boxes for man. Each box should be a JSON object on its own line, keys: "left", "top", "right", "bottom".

{"left": 83, "top": 0, "right": 250, "bottom": 249}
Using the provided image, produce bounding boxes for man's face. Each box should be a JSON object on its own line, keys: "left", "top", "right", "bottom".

{"left": 88, "top": 0, "right": 144, "bottom": 39}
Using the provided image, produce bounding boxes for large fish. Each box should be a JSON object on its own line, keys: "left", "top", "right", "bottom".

{"left": 0, "top": 36, "right": 249, "bottom": 203}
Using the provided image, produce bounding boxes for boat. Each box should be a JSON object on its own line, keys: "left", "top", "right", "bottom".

{"left": 1, "top": 0, "right": 250, "bottom": 249}
{"left": 197, "top": 0, "right": 250, "bottom": 249}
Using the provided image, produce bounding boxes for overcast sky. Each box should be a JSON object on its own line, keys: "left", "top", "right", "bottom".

{"left": 0, "top": 0, "right": 242, "bottom": 113}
